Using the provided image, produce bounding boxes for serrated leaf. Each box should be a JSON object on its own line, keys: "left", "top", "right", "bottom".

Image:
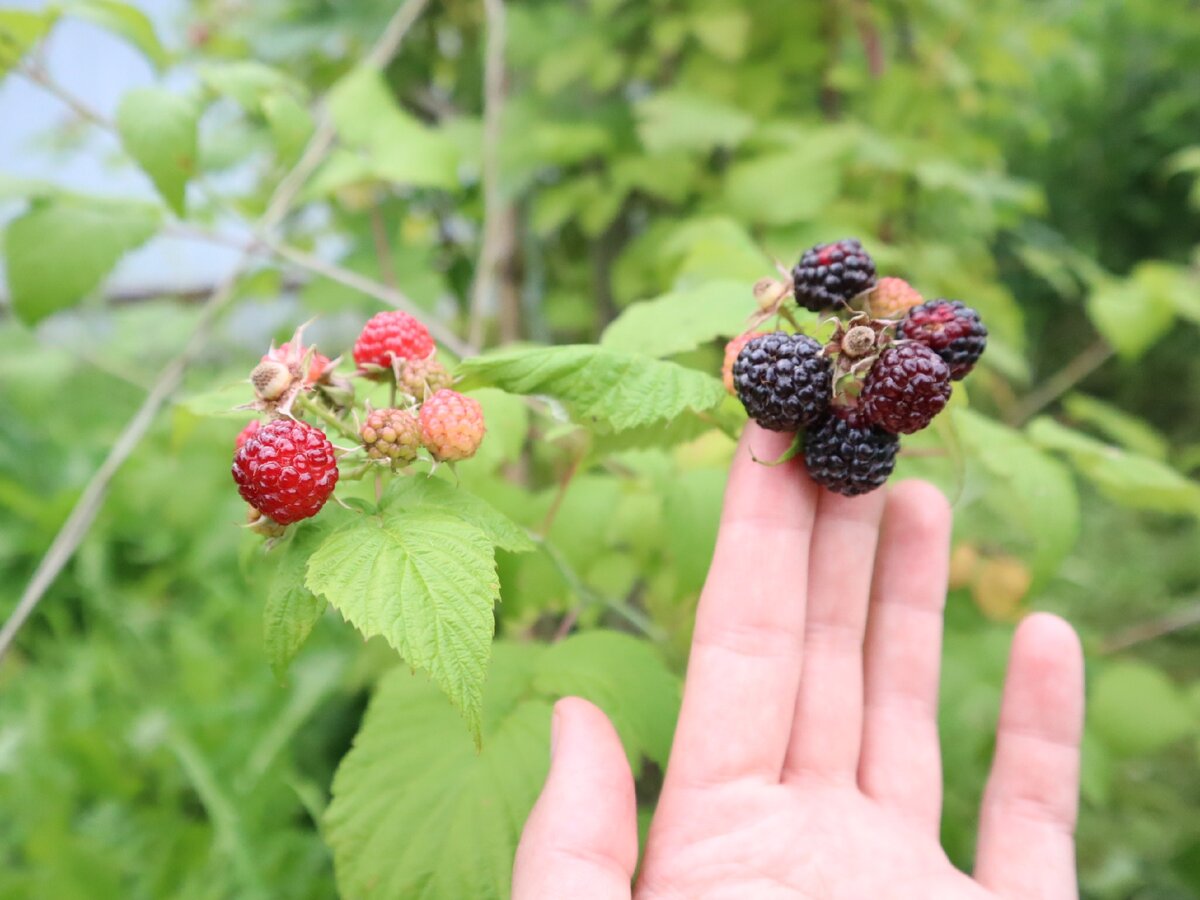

{"left": 533, "top": 630, "right": 679, "bottom": 773}
{"left": 457, "top": 345, "right": 727, "bottom": 432}
{"left": 636, "top": 90, "right": 754, "bottom": 155}
{"left": 116, "top": 88, "right": 198, "bottom": 215}
{"left": 0, "top": 10, "right": 56, "bottom": 80}
{"left": 601, "top": 280, "right": 752, "bottom": 357}
{"left": 1028, "top": 416, "right": 1200, "bottom": 515}
{"left": 71, "top": 0, "right": 167, "bottom": 69}
{"left": 264, "top": 528, "right": 327, "bottom": 680}
{"left": 953, "top": 409, "right": 1079, "bottom": 583}
{"left": 326, "top": 634, "right": 679, "bottom": 898}
{"left": 305, "top": 510, "right": 498, "bottom": 744}
{"left": 381, "top": 476, "right": 535, "bottom": 553}
{"left": 3, "top": 196, "right": 159, "bottom": 324}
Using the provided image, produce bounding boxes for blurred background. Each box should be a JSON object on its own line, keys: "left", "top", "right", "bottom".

{"left": 2, "top": 0, "right": 1200, "bottom": 897}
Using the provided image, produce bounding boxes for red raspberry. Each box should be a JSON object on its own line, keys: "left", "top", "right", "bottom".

{"left": 396, "top": 356, "right": 453, "bottom": 401}
{"left": 419, "top": 390, "right": 486, "bottom": 462}
{"left": 898, "top": 299, "right": 988, "bottom": 380}
{"left": 236, "top": 419, "right": 261, "bottom": 450}
{"left": 722, "top": 331, "right": 767, "bottom": 395}
{"left": 869, "top": 277, "right": 924, "bottom": 319}
{"left": 263, "top": 341, "right": 331, "bottom": 386}
{"left": 232, "top": 419, "right": 339, "bottom": 524}
{"left": 353, "top": 311, "right": 435, "bottom": 374}
{"left": 861, "top": 342, "right": 952, "bottom": 434}
{"left": 361, "top": 407, "right": 422, "bottom": 467}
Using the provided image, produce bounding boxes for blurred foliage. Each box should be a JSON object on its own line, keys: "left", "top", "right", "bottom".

{"left": 2, "top": 0, "right": 1200, "bottom": 897}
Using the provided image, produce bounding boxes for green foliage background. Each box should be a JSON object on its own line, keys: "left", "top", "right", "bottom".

{"left": 2, "top": 0, "right": 1200, "bottom": 897}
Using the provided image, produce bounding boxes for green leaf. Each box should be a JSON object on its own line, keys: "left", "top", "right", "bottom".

{"left": 723, "top": 148, "right": 842, "bottom": 225}
{"left": 533, "top": 631, "right": 679, "bottom": 773}
{"left": 199, "top": 61, "right": 307, "bottom": 110}
{"left": 3, "top": 196, "right": 160, "bottom": 324}
{"left": 1028, "top": 416, "right": 1200, "bottom": 516}
{"left": 1062, "top": 393, "right": 1169, "bottom": 460}
{"left": 690, "top": 8, "right": 750, "bottom": 61}
{"left": 263, "top": 528, "right": 327, "bottom": 680}
{"left": 324, "top": 66, "right": 459, "bottom": 190}
{"left": 0, "top": 10, "right": 56, "bottom": 80}
{"left": 457, "top": 345, "right": 727, "bottom": 432}
{"left": 261, "top": 90, "right": 314, "bottom": 165}
{"left": 326, "top": 634, "right": 679, "bottom": 898}
{"left": 116, "top": 88, "right": 199, "bottom": 215}
{"left": 71, "top": 0, "right": 167, "bottom": 70}
{"left": 381, "top": 476, "right": 535, "bottom": 553}
{"left": 305, "top": 509, "right": 498, "bottom": 744}
{"left": 601, "top": 280, "right": 752, "bottom": 358}
{"left": 662, "top": 216, "right": 774, "bottom": 286}
{"left": 953, "top": 409, "right": 1079, "bottom": 582}
{"left": 1091, "top": 661, "right": 1195, "bottom": 757}
{"left": 636, "top": 90, "right": 754, "bottom": 155}
{"left": 176, "top": 382, "right": 254, "bottom": 419}
{"left": 1086, "top": 276, "right": 1174, "bottom": 360}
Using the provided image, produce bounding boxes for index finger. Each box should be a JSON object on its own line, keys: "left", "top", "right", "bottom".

{"left": 663, "top": 423, "right": 818, "bottom": 788}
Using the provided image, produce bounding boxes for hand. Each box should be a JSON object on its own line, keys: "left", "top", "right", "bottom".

{"left": 513, "top": 424, "right": 1084, "bottom": 900}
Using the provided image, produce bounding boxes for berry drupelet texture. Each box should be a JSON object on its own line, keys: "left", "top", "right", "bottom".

{"left": 732, "top": 332, "right": 833, "bottom": 431}
{"left": 352, "top": 311, "right": 436, "bottom": 374}
{"left": 792, "top": 239, "right": 877, "bottom": 312}
{"left": 396, "top": 356, "right": 453, "bottom": 401}
{"left": 361, "top": 408, "right": 422, "bottom": 467}
{"left": 898, "top": 299, "right": 988, "bottom": 380}
{"left": 869, "top": 276, "right": 925, "bottom": 319}
{"left": 804, "top": 410, "right": 900, "bottom": 496}
{"left": 232, "top": 419, "right": 339, "bottom": 524}
{"left": 861, "top": 342, "right": 952, "bottom": 434}
{"left": 419, "top": 389, "right": 486, "bottom": 462}
{"left": 722, "top": 331, "right": 767, "bottom": 395}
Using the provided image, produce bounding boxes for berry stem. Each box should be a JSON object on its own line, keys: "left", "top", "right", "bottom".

{"left": 295, "top": 394, "right": 361, "bottom": 442}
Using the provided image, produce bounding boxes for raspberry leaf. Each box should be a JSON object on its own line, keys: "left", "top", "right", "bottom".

{"left": 325, "top": 635, "right": 678, "bottom": 898}
{"left": 0, "top": 10, "right": 57, "bottom": 80}
{"left": 3, "top": 196, "right": 160, "bottom": 324}
{"left": 117, "top": 88, "right": 199, "bottom": 216}
{"left": 71, "top": 1, "right": 167, "bottom": 70}
{"left": 380, "top": 476, "right": 535, "bottom": 553}
{"left": 263, "top": 528, "right": 327, "bottom": 681}
{"left": 601, "top": 279, "right": 765, "bottom": 358}
{"left": 457, "top": 345, "right": 726, "bottom": 432}
{"left": 305, "top": 510, "right": 498, "bottom": 745}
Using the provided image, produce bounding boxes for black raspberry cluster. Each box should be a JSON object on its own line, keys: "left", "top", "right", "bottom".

{"left": 724, "top": 239, "right": 988, "bottom": 496}
{"left": 230, "top": 311, "right": 486, "bottom": 537}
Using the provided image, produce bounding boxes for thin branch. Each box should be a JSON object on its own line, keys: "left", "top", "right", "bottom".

{"left": 0, "top": 0, "right": 434, "bottom": 663}
{"left": 20, "top": 61, "right": 109, "bottom": 126}
{"left": 1101, "top": 600, "right": 1200, "bottom": 654}
{"left": 1007, "top": 338, "right": 1115, "bottom": 426}
{"left": 468, "top": 0, "right": 510, "bottom": 348}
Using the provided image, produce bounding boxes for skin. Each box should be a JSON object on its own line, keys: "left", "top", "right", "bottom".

{"left": 513, "top": 423, "right": 1084, "bottom": 900}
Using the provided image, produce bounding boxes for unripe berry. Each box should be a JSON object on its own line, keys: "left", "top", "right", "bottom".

{"left": 361, "top": 408, "right": 422, "bottom": 467}
{"left": 419, "top": 390, "right": 486, "bottom": 462}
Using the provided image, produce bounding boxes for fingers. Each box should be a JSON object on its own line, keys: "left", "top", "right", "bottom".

{"left": 512, "top": 698, "right": 637, "bottom": 900}
{"left": 857, "top": 481, "right": 951, "bottom": 835}
{"left": 783, "top": 487, "right": 886, "bottom": 782}
{"left": 974, "top": 614, "right": 1084, "bottom": 900}
{"left": 666, "top": 423, "right": 819, "bottom": 787}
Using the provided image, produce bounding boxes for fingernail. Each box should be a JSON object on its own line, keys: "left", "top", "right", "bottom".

{"left": 549, "top": 704, "right": 562, "bottom": 761}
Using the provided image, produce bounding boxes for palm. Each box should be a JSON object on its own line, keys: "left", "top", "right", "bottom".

{"left": 515, "top": 425, "right": 1083, "bottom": 900}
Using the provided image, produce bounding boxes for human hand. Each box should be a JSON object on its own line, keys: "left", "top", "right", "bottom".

{"left": 513, "top": 423, "right": 1084, "bottom": 900}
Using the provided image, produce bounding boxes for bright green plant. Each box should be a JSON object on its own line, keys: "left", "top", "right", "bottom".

{"left": 3, "top": 1, "right": 1200, "bottom": 897}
